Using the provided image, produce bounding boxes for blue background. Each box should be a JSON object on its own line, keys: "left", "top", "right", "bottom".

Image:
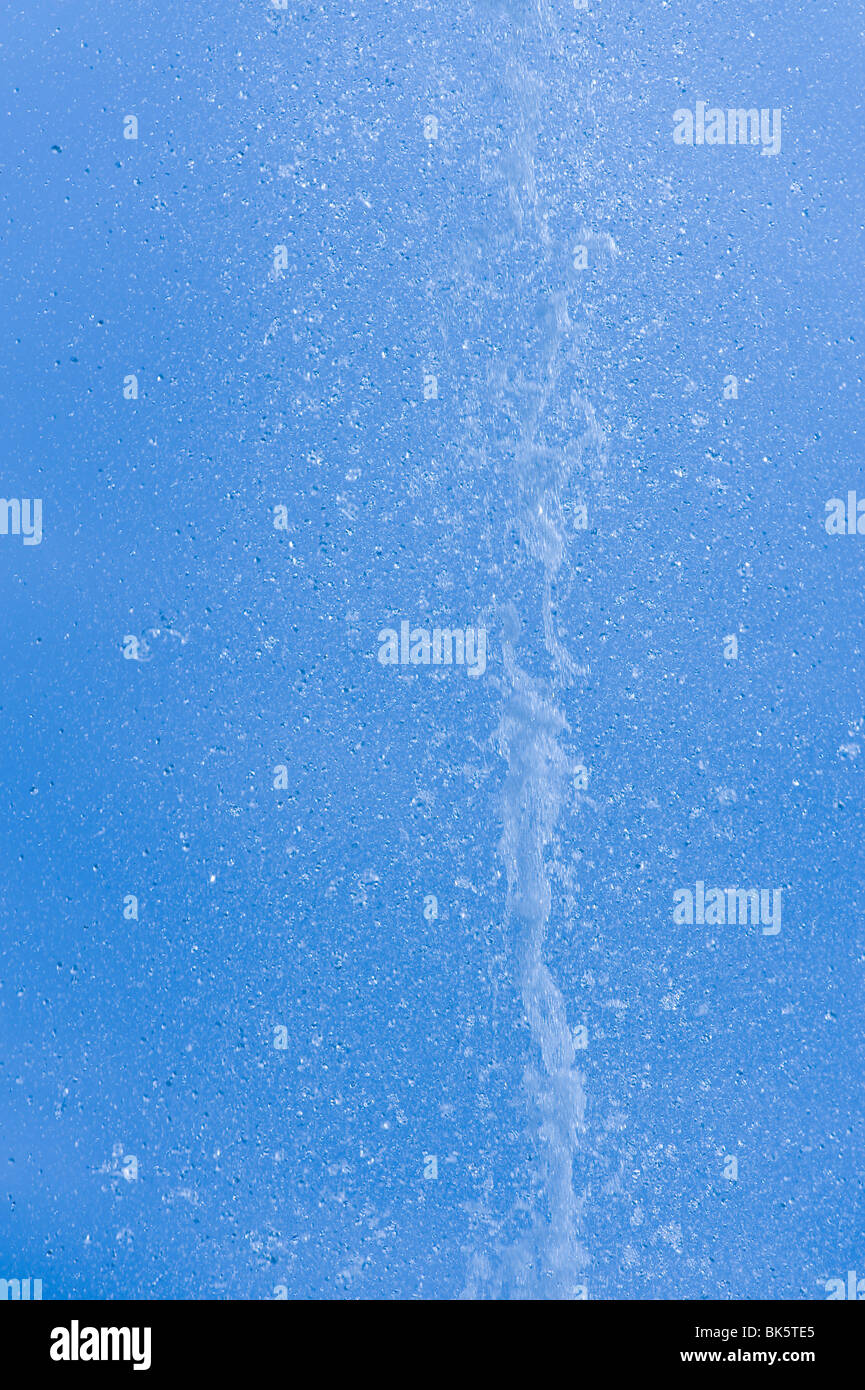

{"left": 0, "top": 0, "right": 862, "bottom": 1298}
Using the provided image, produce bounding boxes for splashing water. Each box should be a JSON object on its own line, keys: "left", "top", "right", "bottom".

{"left": 464, "top": 3, "right": 610, "bottom": 1300}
